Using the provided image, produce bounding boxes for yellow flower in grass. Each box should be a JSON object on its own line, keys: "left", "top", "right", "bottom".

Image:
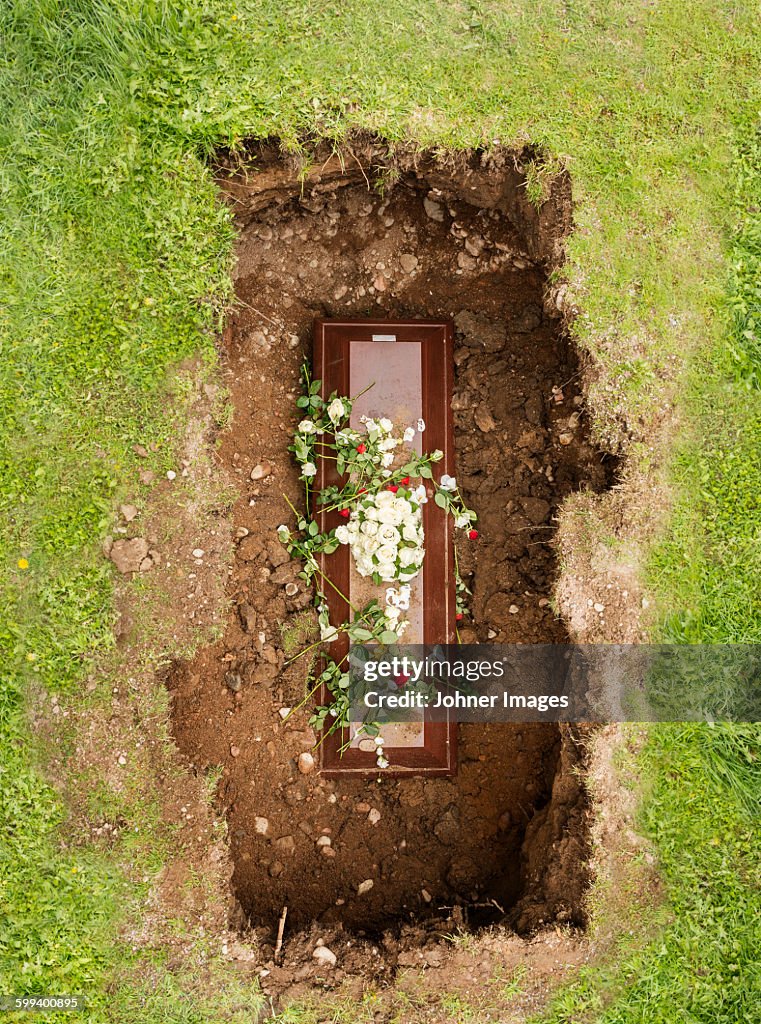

{"left": 17, "top": 557, "right": 29, "bottom": 570}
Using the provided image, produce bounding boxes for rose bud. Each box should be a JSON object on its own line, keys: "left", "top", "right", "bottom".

{"left": 394, "top": 673, "right": 410, "bottom": 687}
{"left": 339, "top": 509, "right": 351, "bottom": 518}
{"left": 356, "top": 443, "right": 366, "bottom": 453}
{"left": 387, "top": 485, "right": 399, "bottom": 493}
{"left": 468, "top": 529, "right": 479, "bottom": 539}
{"left": 456, "top": 613, "right": 463, "bottom": 621}
{"left": 400, "top": 476, "right": 410, "bottom": 485}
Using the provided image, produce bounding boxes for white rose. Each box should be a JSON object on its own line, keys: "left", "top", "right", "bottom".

{"left": 381, "top": 453, "right": 394, "bottom": 468}
{"left": 298, "top": 419, "right": 317, "bottom": 433}
{"left": 327, "top": 398, "right": 345, "bottom": 424}
{"left": 455, "top": 514, "right": 470, "bottom": 529}
{"left": 377, "top": 506, "right": 402, "bottom": 526}
{"left": 378, "top": 437, "right": 397, "bottom": 452}
{"left": 335, "top": 525, "right": 350, "bottom": 544}
{"left": 401, "top": 523, "right": 419, "bottom": 542}
{"left": 379, "top": 417, "right": 393, "bottom": 432}
{"left": 378, "top": 524, "right": 401, "bottom": 545}
{"left": 413, "top": 484, "right": 428, "bottom": 504}
{"left": 301, "top": 461, "right": 317, "bottom": 477}
{"left": 385, "top": 604, "right": 400, "bottom": 621}
{"left": 391, "top": 497, "right": 412, "bottom": 517}
{"left": 361, "top": 536, "right": 381, "bottom": 555}
{"left": 417, "top": 418, "right": 426, "bottom": 432}
{"left": 403, "top": 426, "right": 415, "bottom": 443}
{"left": 399, "top": 547, "right": 421, "bottom": 567}
{"left": 375, "top": 490, "right": 394, "bottom": 507}
{"left": 360, "top": 520, "right": 379, "bottom": 537}
{"left": 376, "top": 543, "right": 398, "bottom": 566}
{"left": 364, "top": 506, "right": 379, "bottom": 521}
{"left": 439, "top": 474, "right": 457, "bottom": 491}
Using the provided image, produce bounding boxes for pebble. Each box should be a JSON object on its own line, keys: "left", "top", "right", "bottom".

{"left": 373, "top": 273, "right": 388, "bottom": 292}
{"left": 166, "top": 470, "right": 176, "bottom": 480}
{"left": 357, "top": 879, "right": 374, "bottom": 895}
{"left": 117, "top": 754, "right": 127, "bottom": 765}
{"left": 312, "top": 946, "right": 337, "bottom": 967}
{"left": 355, "top": 801, "right": 371, "bottom": 813}
{"left": 367, "top": 808, "right": 381, "bottom": 826}
{"left": 278, "top": 708, "right": 291, "bottom": 719}
{"left": 558, "top": 432, "right": 573, "bottom": 446}
{"left": 250, "top": 461, "right": 272, "bottom": 481}
{"left": 423, "top": 197, "right": 445, "bottom": 222}
{"left": 230, "top": 745, "right": 240, "bottom": 757}
{"left": 235, "top": 526, "right": 250, "bottom": 539}
{"left": 298, "top": 752, "right": 315, "bottom": 775}
{"left": 509, "top": 605, "right": 519, "bottom": 614}
{"left": 474, "top": 405, "right": 497, "bottom": 432}
{"left": 594, "top": 602, "right": 605, "bottom": 612}
{"left": 192, "top": 548, "right": 205, "bottom": 559}
{"left": 120, "top": 503, "right": 138, "bottom": 522}
{"left": 421, "top": 888, "right": 432, "bottom": 903}
{"left": 399, "top": 253, "right": 418, "bottom": 273}
{"left": 254, "top": 816, "right": 269, "bottom": 835}
{"left": 316, "top": 835, "right": 331, "bottom": 848}
{"left": 284, "top": 582, "right": 299, "bottom": 597}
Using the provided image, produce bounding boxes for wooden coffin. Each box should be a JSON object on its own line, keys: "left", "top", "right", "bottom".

{"left": 313, "top": 318, "right": 457, "bottom": 775}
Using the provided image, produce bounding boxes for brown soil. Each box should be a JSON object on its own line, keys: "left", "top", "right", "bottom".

{"left": 165, "top": 142, "right": 615, "bottom": 973}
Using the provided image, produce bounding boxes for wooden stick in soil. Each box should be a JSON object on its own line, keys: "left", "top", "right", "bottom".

{"left": 274, "top": 906, "right": 288, "bottom": 962}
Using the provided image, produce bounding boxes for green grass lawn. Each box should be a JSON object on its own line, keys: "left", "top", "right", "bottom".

{"left": 1, "top": 1, "right": 759, "bottom": 1020}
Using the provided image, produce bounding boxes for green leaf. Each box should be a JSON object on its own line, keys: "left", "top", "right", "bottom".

{"left": 296, "top": 396, "right": 309, "bottom": 408}
{"left": 308, "top": 520, "right": 319, "bottom": 537}
{"left": 380, "top": 630, "right": 399, "bottom": 644}
{"left": 434, "top": 492, "right": 448, "bottom": 508}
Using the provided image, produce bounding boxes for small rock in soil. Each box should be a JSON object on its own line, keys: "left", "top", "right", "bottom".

{"left": 254, "top": 816, "right": 269, "bottom": 835}
{"left": 298, "top": 752, "right": 315, "bottom": 775}
{"left": 192, "top": 548, "right": 205, "bottom": 558}
{"left": 225, "top": 672, "right": 243, "bottom": 693}
{"left": 274, "top": 835, "right": 296, "bottom": 854}
{"left": 235, "top": 526, "right": 250, "bottom": 539}
{"left": 558, "top": 432, "right": 573, "bottom": 446}
{"left": 457, "top": 252, "right": 477, "bottom": 271}
{"left": 120, "top": 503, "right": 138, "bottom": 522}
{"left": 230, "top": 745, "right": 240, "bottom": 757}
{"left": 284, "top": 582, "right": 299, "bottom": 597}
{"left": 315, "top": 835, "right": 331, "bottom": 848}
{"left": 454, "top": 310, "right": 506, "bottom": 353}
{"left": 109, "top": 537, "right": 149, "bottom": 574}
{"left": 269, "top": 861, "right": 284, "bottom": 878}
{"left": 132, "top": 444, "right": 149, "bottom": 458}
{"left": 238, "top": 602, "right": 257, "bottom": 633}
{"left": 312, "top": 946, "right": 337, "bottom": 967}
{"left": 250, "top": 461, "right": 272, "bottom": 481}
{"left": 423, "top": 197, "right": 445, "bottom": 222}
{"left": 399, "top": 253, "right": 418, "bottom": 273}
{"left": 138, "top": 468, "right": 154, "bottom": 485}
{"left": 355, "top": 802, "right": 371, "bottom": 813}
{"left": 367, "top": 808, "right": 381, "bottom": 826}
{"left": 357, "top": 879, "right": 374, "bottom": 895}
{"left": 474, "top": 405, "right": 497, "bottom": 432}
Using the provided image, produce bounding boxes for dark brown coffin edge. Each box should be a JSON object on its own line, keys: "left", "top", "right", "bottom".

{"left": 313, "top": 319, "right": 458, "bottom": 775}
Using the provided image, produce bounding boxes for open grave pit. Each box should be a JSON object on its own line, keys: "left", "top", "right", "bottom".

{"left": 166, "top": 141, "right": 615, "bottom": 962}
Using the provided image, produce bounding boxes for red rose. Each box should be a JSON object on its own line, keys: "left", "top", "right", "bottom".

{"left": 400, "top": 476, "right": 410, "bottom": 485}
{"left": 356, "top": 443, "right": 366, "bottom": 454}
{"left": 339, "top": 509, "right": 350, "bottom": 518}
{"left": 468, "top": 529, "right": 479, "bottom": 539}
{"left": 394, "top": 673, "right": 410, "bottom": 687}
{"left": 456, "top": 613, "right": 463, "bottom": 621}
{"left": 387, "top": 485, "right": 399, "bottom": 493}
